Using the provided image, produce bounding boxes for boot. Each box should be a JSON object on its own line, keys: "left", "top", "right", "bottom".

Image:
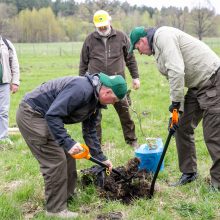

{"left": 170, "top": 172, "right": 198, "bottom": 186}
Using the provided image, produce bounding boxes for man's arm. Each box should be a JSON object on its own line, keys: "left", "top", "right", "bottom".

{"left": 156, "top": 33, "right": 185, "bottom": 105}
{"left": 123, "top": 34, "right": 139, "bottom": 79}
{"left": 82, "top": 109, "right": 107, "bottom": 161}
{"left": 45, "top": 85, "right": 85, "bottom": 151}
{"left": 79, "top": 38, "right": 89, "bottom": 76}
{"left": 8, "top": 40, "right": 20, "bottom": 91}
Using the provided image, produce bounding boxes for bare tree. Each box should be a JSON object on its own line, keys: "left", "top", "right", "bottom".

{"left": 191, "top": 1, "right": 215, "bottom": 40}
{"left": 0, "top": 3, "right": 17, "bottom": 38}
{"left": 78, "top": 0, "right": 121, "bottom": 24}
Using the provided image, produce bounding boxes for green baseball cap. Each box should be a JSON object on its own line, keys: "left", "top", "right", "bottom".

{"left": 129, "top": 26, "right": 147, "bottom": 53}
{"left": 99, "top": 72, "right": 127, "bottom": 100}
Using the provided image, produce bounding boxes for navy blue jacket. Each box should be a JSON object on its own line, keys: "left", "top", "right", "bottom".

{"left": 24, "top": 73, "right": 107, "bottom": 161}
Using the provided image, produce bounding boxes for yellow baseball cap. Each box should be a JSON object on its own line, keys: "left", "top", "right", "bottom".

{"left": 93, "top": 10, "right": 111, "bottom": 28}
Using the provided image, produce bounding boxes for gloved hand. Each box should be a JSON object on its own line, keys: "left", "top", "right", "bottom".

{"left": 169, "top": 101, "right": 180, "bottom": 113}
{"left": 102, "top": 159, "right": 113, "bottom": 172}
{"left": 132, "top": 78, "right": 140, "bottom": 90}
{"left": 68, "top": 142, "right": 83, "bottom": 155}
{"left": 168, "top": 117, "right": 179, "bottom": 135}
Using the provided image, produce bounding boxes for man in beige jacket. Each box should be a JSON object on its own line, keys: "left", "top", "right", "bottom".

{"left": 129, "top": 26, "right": 220, "bottom": 189}
{"left": 0, "top": 36, "right": 20, "bottom": 146}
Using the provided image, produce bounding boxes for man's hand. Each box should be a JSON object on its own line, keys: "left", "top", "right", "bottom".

{"left": 169, "top": 101, "right": 180, "bottom": 113}
{"left": 132, "top": 78, "right": 140, "bottom": 90}
{"left": 11, "top": 84, "right": 19, "bottom": 94}
{"left": 102, "top": 159, "right": 113, "bottom": 172}
{"left": 68, "top": 143, "right": 83, "bottom": 155}
{"left": 168, "top": 117, "right": 179, "bottom": 135}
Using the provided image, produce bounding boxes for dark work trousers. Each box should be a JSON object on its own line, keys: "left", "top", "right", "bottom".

{"left": 16, "top": 101, "right": 77, "bottom": 212}
{"left": 96, "top": 94, "right": 137, "bottom": 144}
{"left": 176, "top": 68, "right": 220, "bottom": 187}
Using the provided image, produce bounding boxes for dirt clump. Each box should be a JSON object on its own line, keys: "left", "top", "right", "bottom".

{"left": 96, "top": 211, "right": 123, "bottom": 220}
{"left": 81, "top": 157, "right": 154, "bottom": 204}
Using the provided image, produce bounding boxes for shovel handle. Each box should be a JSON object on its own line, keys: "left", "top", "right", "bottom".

{"left": 150, "top": 109, "right": 179, "bottom": 198}
{"left": 71, "top": 144, "right": 91, "bottom": 159}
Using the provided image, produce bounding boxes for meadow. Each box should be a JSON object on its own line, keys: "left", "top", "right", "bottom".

{"left": 0, "top": 40, "right": 220, "bottom": 220}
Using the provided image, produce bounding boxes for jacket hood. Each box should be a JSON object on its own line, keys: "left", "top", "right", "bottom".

{"left": 146, "top": 27, "right": 157, "bottom": 54}
{"left": 85, "top": 72, "right": 101, "bottom": 99}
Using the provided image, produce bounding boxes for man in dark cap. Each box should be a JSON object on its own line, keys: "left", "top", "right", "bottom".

{"left": 16, "top": 72, "right": 127, "bottom": 218}
{"left": 129, "top": 26, "right": 220, "bottom": 189}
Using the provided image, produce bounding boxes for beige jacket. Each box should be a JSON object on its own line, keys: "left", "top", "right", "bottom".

{"left": 0, "top": 36, "right": 20, "bottom": 85}
{"left": 153, "top": 26, "right": 220, "bottom": 105}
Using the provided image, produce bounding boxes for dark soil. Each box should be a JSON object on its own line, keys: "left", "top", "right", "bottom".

{"left": 81, "top": 157, "right": 154, "bottom": 204}
{"left": 96, "top": 211, "right": 123, "bottom": 220}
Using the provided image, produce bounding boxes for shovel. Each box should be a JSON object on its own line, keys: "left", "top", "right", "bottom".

{"left": 149, "top": 109, "right": 179, "bottom": 198}
{"left": 71, "top": 144, "right": 133, "bottom": 182}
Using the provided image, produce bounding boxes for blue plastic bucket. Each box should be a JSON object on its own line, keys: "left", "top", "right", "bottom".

{"left": 135, "top": 138, "right": 164, "bottom": 173}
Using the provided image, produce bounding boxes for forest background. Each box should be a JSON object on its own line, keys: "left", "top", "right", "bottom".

{"left": 1, "top": 0, "right": 220, "bottom": 42}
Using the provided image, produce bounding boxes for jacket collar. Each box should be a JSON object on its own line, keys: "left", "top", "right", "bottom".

{"left": 146, "top": 27, "right": 157, "bottom": 54}
{"left": 85, "top": 72, "right": 107, "bottom": 109}
{"left": 85, "top": 72, "right": 100, "bottom": 97}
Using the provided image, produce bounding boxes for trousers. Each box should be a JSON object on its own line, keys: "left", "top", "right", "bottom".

{"left": 176, "top": 68, "right": 220, "bottom": 187}
{"left": 16, "top": 101, "right": 77, "bottom": 212}
{"left": 0, "top": 83, "right": 10, "bottom": 139}
{"left": 96, "top": 95, "right": 137, "bottom": 144}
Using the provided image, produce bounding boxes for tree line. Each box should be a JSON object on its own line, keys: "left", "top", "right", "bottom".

{"left": 0, "top": 0, "right": 219, "bottom": 42}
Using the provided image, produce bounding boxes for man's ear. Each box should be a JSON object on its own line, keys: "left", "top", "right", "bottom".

{"left": 141, "top": 37, "right": 147, "bottom": 44}
{"left": 100, "top": 86, "right": 112, "bottom": 97}
{"left": 106, "top": 88, "right": 113, "bottom": 95}
{"left": 140, "top": 37, "right": 145, "bottom": 43}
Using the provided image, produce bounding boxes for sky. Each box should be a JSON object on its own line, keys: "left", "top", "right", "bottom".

{"left": 124, "top": 0, "right": 220, "bottom": 14}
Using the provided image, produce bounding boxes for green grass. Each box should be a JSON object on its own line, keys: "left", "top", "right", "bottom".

{"left": 1, "top": 41, "right": 220, "bottom": 219}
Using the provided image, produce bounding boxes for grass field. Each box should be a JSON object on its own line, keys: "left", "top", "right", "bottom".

{"left": 0, "top": 40, "right": 220, "bottom": 220}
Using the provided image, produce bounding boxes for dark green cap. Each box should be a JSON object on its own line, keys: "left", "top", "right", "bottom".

{"left": 99, "top": 72, "right": 127, "bottom": 100}
{"left": 129, "top": 26, "right": 147, "bottom": 53}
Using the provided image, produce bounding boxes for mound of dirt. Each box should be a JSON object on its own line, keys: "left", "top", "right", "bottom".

{"left": 81, "top": 157, "right": 155, "bottom": 204}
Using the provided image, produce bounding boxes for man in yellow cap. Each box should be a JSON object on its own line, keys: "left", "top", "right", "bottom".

{"left": 79, "top": 10, "right": 140, "bottom": 148}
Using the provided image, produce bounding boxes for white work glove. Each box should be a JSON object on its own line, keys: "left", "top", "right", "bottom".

{"left": 132, "top": 78, "right": 140, "bottom": 90}
{"left": 102, "top": 159, "right": 113, "bottom": 172}
{"left": 68, "top": 142, "right": 83, "bottom": 155}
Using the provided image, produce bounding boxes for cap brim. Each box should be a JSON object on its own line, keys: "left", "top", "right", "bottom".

{"left": 94, "top": 21, "right": 109, "bottom": 27}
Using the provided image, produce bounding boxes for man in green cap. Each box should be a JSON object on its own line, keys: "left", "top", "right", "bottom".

{"left": 16, "top": 72, "right": 127, "bottom": 218}
{"left": 129, "top": 26, "right": 220, "bottom": 190}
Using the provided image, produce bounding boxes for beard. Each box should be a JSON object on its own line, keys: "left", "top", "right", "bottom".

{"left": 96, "top": 25, "right": 111, "bottom": 37}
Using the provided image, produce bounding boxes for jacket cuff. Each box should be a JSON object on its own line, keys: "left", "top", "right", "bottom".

{"left": 92, "top": 152, "right": 107, "bottom": 162}
{"left": 62, "top": 139, "right": 77, "bottom": 152}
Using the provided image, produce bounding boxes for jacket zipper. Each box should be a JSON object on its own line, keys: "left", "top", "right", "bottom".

{"left": 105, "top": 40, "right": 108, "bottom": 73}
